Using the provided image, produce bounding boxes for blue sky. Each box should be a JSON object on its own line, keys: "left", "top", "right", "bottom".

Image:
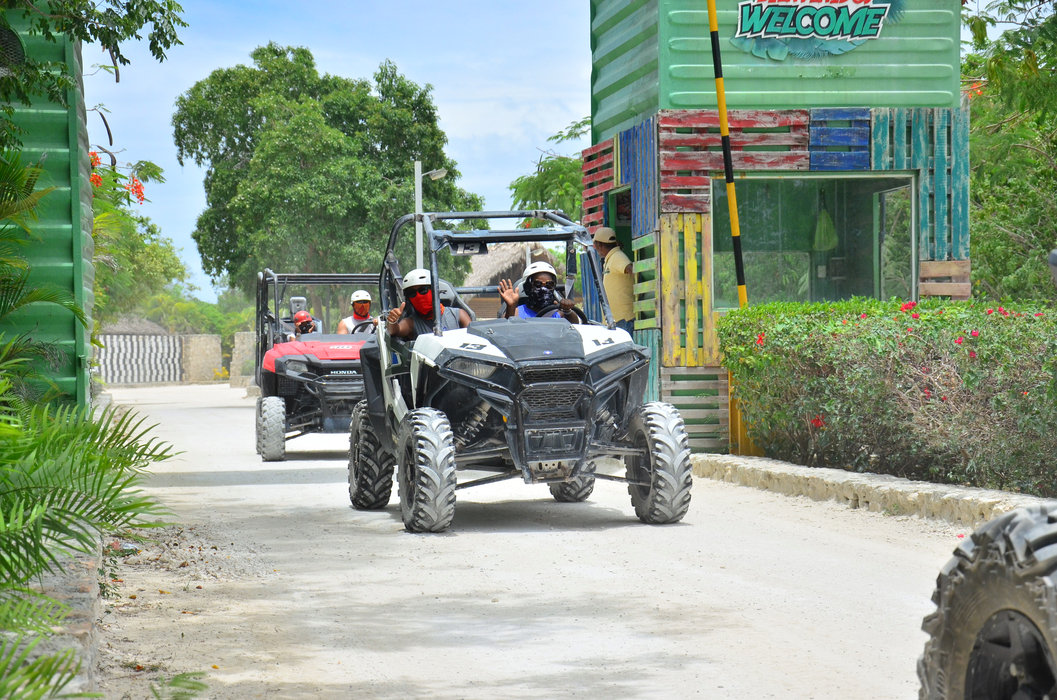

{"left": 83, "top": 1, "right": 591, "bottom": 302}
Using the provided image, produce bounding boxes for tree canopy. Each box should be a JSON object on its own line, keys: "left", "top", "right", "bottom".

{"left": 172, "top": 44, "right": 483, "bottom": 293}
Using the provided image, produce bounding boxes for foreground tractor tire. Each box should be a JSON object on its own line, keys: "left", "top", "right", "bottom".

{"left": 257, "top": 396, "right": 286, "bottom": 462}
{"left": 397, "top": 408, "right": 457, "bottom": 533}
{"left": 918, "top": 505, "right": 1057, "bottom": 699}
{"left": 549, "top": 461, "right": 596, "bottom": 502}
{"left": 625, "top": 402, "right": 692, "bottom": 524}
{"left": 348, "top": 400, "right": 395, "bottom": 509}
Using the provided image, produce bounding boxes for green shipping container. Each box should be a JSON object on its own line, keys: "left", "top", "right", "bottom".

{"left": 591, "top": 0, "right": 960, "bottom": 141}
{"left": 3, "top": 11, "right": 95, "bottom": 405}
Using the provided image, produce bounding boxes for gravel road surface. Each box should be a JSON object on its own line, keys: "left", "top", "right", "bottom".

{"left": 96, "top": 384, "right": 967, "bottom": 699}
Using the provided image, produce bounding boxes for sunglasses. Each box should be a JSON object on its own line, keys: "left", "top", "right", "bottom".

{"left": 352, "top": 300, "right": 370, "bottom": 307}
{"left": 530, "top": 279, "right": 556, "bottom": 290}
{"left": 405, "top": 285, "right": 431, "bottom": 298}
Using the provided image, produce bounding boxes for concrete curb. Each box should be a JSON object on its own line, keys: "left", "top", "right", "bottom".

{"left": 691, "top": 453, "right": 1052, "bottom": 527}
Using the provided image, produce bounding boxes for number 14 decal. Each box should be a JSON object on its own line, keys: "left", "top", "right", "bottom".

{"left": 592, "top": 337, "right": 615, "bottom": 346}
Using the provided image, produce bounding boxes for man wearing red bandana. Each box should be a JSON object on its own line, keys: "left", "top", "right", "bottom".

{"left": 385, "top": 268, "right": 471, "bottom": 340}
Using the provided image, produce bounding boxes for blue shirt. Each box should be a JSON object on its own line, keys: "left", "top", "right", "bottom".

{"left": 515, "top": 304, "right": 562, "bottom": 319}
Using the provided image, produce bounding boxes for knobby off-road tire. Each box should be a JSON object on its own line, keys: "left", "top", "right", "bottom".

{"left": 549, "top": 461, "right": 596, "bottom": 502}
{"left": 348, "top": 400, "right": 395, "bottom": 509}
{"left": 258, "top": 396, "right": 286, "bottom": 462}
{"left": 625, "top": 402, "right": 692, "bottom": 524}
{"left": 397, "top": 408, "right": 457, "bottom": 533}
{"left": 918, "top": 504, "right": 1057, "bottom": 700}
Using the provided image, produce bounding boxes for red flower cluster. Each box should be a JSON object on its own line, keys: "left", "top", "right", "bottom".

{"left": 89, "top": 172, "right": 102, "bottom": 187}
{"left": 899, "top": 301, "right": 917, "bottom": 312}
{"left": 810, "top": 415, "right": 825, "bottom": 428}
{"left": 755, "top": 331, "right": 765, "bottom": 347}
{"left": 124, "top": 175, "right": 145, "bottom": 204}
{"left": 89, "top": 150, "right": 101, "bottom": 167}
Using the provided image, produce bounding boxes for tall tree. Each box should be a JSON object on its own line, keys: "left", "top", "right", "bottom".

{"left": 0, "top": 0, "right": 187, "bottom": 148}
{"left": 172, "top": 44, "right": 483, "bottom": 293}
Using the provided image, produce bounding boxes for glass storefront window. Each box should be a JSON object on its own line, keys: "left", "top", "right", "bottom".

{"left": 712, "top": 177, "right": 914, "bottom": 308}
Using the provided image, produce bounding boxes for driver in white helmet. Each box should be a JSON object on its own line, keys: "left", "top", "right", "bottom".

{"left": 386, "top": 268, "right": 471, "bottom": 339}
{"left": 498, "top": 261, "right": 579, "bottom": 323}
{"left": 337, "top": 289, "right": 377, "bottom": 333}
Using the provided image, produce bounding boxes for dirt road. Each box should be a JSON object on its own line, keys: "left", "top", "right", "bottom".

{"left": 96, "top": 384, "right": 966, "bottom": 699}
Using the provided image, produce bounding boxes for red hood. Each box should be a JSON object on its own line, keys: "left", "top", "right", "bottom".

{"left": 263, "top": 339, "right": 365, "bottom": 372}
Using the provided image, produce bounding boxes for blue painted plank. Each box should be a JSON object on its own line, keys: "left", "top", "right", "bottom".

{"left": 912, "top": 108, "right": 932, "bottom": 260}
{"left": 872, "top": 109, "right": 891, "bottom": 170}
{"left": 952, "top": 102, "right": 970, "bottom": 260}
{"left": 810, "top": 126, "right": 870, "bottom": 147}
{"left": 810, "top": 151, "right": 871, "bottom": 170}
{"left": 580, "top": 250, "right": 603, "bottom": 322}
{"left": 893, "top": 108, "right": 908, "bottom": 170}
{"left": 811, "top": 107, "right": 871, "bottom": 122}
{"left": 633, "top": 328, "right": 661, "bottom": 402}
{"left": 933, "top": 109, "right": 950, "bottom": 261}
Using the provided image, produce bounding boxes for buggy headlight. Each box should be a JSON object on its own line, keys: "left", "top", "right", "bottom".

{"left": 595, "top": 352, "right": 635, "bottom": 375}
{"left": 285, "top": 359, "right": 308, "bottom": 374}
{"left": 446, "top": 357, "right": 497, "bottom": 379}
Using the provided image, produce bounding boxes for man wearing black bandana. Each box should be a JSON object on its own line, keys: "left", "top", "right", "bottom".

{"left": 499, "top": 261, "right": 579, "bottom": 323}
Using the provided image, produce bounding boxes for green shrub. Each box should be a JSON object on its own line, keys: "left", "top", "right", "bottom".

{"left": 718, "top": 298, "right": 1057, "bottom": 497}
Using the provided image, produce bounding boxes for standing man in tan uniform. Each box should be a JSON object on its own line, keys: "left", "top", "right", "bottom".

{"left": 592, "top": 227, "right": 634, "bottom": 333}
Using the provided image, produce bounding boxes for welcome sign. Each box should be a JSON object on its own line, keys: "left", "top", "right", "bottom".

{"left": 730, "top": 0, "right": 903, "bottom": 61}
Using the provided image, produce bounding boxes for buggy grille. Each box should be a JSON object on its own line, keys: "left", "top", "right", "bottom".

{"left": 521, "top": 384, "right": 585, "bottom": 421}
{"left": 278, "top": 376, "right": 300, "bottom": 396}
{"left": 522, "top": 366, "right": 586, "bottom": 384}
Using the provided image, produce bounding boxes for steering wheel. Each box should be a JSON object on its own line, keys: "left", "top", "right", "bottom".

{"left": 350, "top": 320, "right": 376, "bottom": 334}
{"left": 535, "top": 303, "right": 588, "bottom": 324}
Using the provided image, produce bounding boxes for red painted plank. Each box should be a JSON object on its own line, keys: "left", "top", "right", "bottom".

{"left": 582, "top": 180, "right": 614, "bottom": 200}
{"left": 658, "top": 109, "right": 810, "bottom": 130}
{"left": 659, "top": 129, "right": 808, "bottom": 150}
{"left": 582, "top": 167, "right": 613, "bottom": 187}
{"left": 661, "top": 193, "right": 711, "bottom": 213}
{"left": 581, "top": 152, "right": 613, "bottom": 173}
{"left": 660, "top": 150, "right": 809, "bottom": 171}
{"left": 582, "top": 139, "right": 614, "bottom": 159}
{"left": 660, "top": 174, "right": 711, "bottom": 189}
{"left": 583, "top": 211, "right": 605, "bottom": 225}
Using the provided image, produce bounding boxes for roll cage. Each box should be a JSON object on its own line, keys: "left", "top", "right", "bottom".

{"left": 380, "top": 210, "right": 616, "bottom": 333}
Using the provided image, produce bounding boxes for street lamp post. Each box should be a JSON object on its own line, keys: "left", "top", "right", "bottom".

{"left": 414, "top": 160, "right": 448, "bottom": 268}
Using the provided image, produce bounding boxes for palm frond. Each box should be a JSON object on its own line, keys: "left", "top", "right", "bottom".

{"left": 0, "top": 588, "right": 70, "bottom": 635}
{"left": 0, "top": 271, "right": 88, "bottom": 328}
{"left": 0, "top": 634, "right": 80, "bottom": 700}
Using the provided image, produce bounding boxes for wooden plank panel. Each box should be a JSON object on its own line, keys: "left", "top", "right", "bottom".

{"left": 920, "top": 281, "right": 971, "bottom": 298}
{"left": 583, "top": 180, "right": 616, "bottom": 200}
{"left": 872, "top": 108, "right": 891, "bottom": 170}
{"left": 661, "top": 193, "right": 710, "bottom": 213}
{"left": 700, "top": 216, "right": 718, "bottom": 365}
{"left": 582, "top": 152, "right": 614, "bottom": 173}
{"left": 583, "top": 167, "right": 615, "bottom": 186}
{"left": 811, "top": 107, "right": 871, "bottom": 121}
{"left": 920, "top": 260, "right": 970, "bottom": 278}
{"left": 933, "top": 109, "right": 950, "bottom": 261}
{"left": 682, "top": 213, "right": 701, "bottom": 366}
{"left": 659, "top": 214, "right": 683, "bottom": 367}
{"left": 809, "top": 126, "right": 870, "bottom": 147}
{"left": 951, "top": 102, "right": 970, "bottom": 260}
{"left": 809, "top": 151, "right": 871, "bottom": 171}
{"left": 913, "top": 108, "right": 932, "bottom": 260}
{"left": 893, "top": 108, "right": 908, "bottom": 170}
{"left": 661, "top": 174, "right": 712, "bottom": 189}
{"left": 659, "top": 130, "right": 809, "bottom": 149}
{"left": 633, "top": 328, "right": 661, "bottom": 402}
{"left": 658, "top": 109, "right": 810, "bottom": 130}
{"left": 582, "top": 139, "right": 613, "bottom": 158}
{"left": 661, "top": 150, "right": 809, "bottom": 171}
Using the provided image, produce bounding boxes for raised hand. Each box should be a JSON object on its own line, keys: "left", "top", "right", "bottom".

{"left": 387, "top": 302, "right": 405, "bottom": 325}
{"left": 498, "top": 279, "right": 519, "bottom": 308}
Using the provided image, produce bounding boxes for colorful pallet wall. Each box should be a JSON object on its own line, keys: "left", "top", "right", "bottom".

{"left": 660, "top": 366, "right": 729, "bottom": 452}
{"left": 581, "top": 139, "right": 614, "bottom": 229}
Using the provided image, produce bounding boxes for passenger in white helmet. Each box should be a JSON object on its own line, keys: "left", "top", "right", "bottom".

{"left": 499, "top": 261, "right": 579, "bottom": 323}
{"left": 337, "top": 289, "right": 377, "bottom": 333}
{"left": 386, "top": 268, "right": 471, "bottom": 340}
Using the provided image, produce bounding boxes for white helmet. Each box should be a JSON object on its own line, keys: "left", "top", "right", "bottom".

{"left": 402, "top": 268, "right": 432, "bottom": 290}
{"left": 523, "top": 261, "right": 557, "bottom": 280}
{"left": 351, "top": 289, "right": 371, "bottom": 303}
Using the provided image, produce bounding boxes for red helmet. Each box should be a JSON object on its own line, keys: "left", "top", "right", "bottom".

{"left": 293, "top": 310, "right": 314, "bottom": 334}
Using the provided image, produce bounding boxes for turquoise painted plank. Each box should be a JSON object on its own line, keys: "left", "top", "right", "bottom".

{"left": 912, "top": 108, "right": 932, "bottom": 260}
{"left": 933, "top": 109, "right": 950, "bottom": 261}
{"left": 951, "top": 102, "right": 970, "bottom": 260}
{"left": 633, "top": 328, "right": 661, "bottom": 402}
{"left": 894, "top": 108, "right": 909, "bottom": 170}
{"left": 872, "top": 109, "right": 891, "bottom": 170}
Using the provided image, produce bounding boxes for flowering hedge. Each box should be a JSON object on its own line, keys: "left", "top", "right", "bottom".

{"left": 717, "top": 299, "right": 1057, "bottom": 497}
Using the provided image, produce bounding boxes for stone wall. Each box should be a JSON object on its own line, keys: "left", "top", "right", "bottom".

{"left": 181, "top": 335, "right": 222, "bottom": 383}
{"left": 230, "top": 331, "right": 256, "bottom": 388}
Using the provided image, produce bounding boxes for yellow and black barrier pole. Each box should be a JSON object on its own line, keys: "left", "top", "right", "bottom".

{"left": 706, "top": 0, "right": 759, "bottom": 455}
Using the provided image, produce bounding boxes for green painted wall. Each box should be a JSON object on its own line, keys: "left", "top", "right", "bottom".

{"left": 593, "top": 0, "right": 961, "bottom": 142}
{"left": 4, "top": 12, "right": 94, "bottom": 404}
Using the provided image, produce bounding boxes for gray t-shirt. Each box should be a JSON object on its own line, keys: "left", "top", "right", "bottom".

{"left": 410, "top": 306, "right": 462, "bottom": 338}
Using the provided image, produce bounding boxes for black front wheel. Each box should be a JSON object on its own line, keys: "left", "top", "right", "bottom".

{"left": 624, "top": 402, "right": 692, "bottom": 524}
{"left": 397, "top": 408, "right": 457, "bottom": 533}
{"left": 348, "top": 400, "right": 395, "bottom": 509}
{"left": 919, "top": 504, "right": 1057, "bottom": 699}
